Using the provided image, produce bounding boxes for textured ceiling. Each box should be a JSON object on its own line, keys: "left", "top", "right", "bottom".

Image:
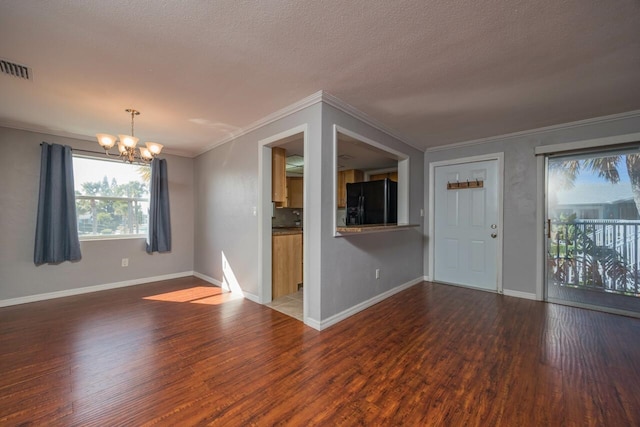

{"left": 1, "top": 0, "right": 639, "bottom": 156}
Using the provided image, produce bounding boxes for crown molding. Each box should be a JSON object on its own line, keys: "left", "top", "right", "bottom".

{"left": 195, "top": 90, "right": 424, "bottom": 157}
{"left": 319, "top": 91, "right": 424, "bottom": 152}
{"left": 426, "top": 109, "right": 640, "bottom": 153}
{"left": 0, "top": 119, "right": 97, "bottom": 143}
{"left": 0, "top": 119, "right": 196, "bottom": 158}
{"left": 195, "top": 91, "right": 325, "bottom": 156}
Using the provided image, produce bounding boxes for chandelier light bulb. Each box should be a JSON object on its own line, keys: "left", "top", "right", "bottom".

{"left": 140, "top": 148, "right": 153, "bottom": 160}
{"left": 118, "top": 134, "right": 139, "bottom": 148}
{"left": 96, "top": 133, "right": 117, "bottom": 149}
{"left": 117, "top": 141, "right": 127, "bottom": 154}
{"left": 145, "top": 142, "right": 163, "bottom": 155}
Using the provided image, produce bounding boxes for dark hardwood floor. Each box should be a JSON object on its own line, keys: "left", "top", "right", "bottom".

{"left": 1, "top": 277, "right": 639, "bottom": 426}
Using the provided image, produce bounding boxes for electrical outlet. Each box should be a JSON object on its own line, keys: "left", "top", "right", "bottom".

{"left": 420, "top": 208, "right": 424, "bottom": 217}
{"left": 121, "top": 258, "right": 129, "bottom": 267}
{"left": 375, "top": 269, "right": 380, "bottom": 279}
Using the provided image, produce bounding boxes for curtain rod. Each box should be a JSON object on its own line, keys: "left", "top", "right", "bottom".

{"left": 39, "top": 143, "right": 106, "bottom": 157}
{"left": 71, "top": 148, "right": 109, "bottom": 156}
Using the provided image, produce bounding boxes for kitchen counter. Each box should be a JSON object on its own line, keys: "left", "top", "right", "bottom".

{"left": 336, "top": 224, "right": 420, "bottom": 234}
{"left": 272, "top": 227, "right": 303, "bottom": 236}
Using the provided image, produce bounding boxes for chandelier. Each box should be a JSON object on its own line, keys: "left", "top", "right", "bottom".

{"left": 95, "top": 109, "right": 163, "bottom": 163}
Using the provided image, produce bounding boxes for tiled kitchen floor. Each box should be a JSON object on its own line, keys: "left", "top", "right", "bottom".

{"left": 266, "top": 289, "right": 303, "bottom": 321}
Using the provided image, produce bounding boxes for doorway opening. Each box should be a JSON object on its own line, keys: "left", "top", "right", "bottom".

{"left": 258, "top": 125, "right": 307, "bottom": 322}
{"left": 545, "top": 147, "right": 640, "bottom": 316}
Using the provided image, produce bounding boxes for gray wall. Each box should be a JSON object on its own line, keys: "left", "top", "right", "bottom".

{"left": 319, "top": 104, "right": 425, "bottom": 319}
{"left": 193, "top": 103, "right": 322, "bottom": 308}
{"left": 424, "top": 113, "right": 640, "bottom": 295}
{"left": 0, "top": 127, "right": 194, "bottom": 301}
{"left": 193, "top": 101, "right": 425, "bottom": 324}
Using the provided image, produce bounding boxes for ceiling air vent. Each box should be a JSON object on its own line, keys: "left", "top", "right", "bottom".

{"left": 0, "top": 59, "right": 32, "bottom": 80}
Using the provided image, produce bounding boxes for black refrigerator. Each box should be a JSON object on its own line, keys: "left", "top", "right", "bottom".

{"left": 346, "top": 178, "right": 397, "bottom": 225}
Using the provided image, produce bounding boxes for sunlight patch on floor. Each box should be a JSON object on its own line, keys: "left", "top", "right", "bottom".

{"left": 143, "top": 286, "right": 241, "bottom": 305}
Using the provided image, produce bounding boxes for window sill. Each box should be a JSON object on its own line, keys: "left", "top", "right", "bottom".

{"left": 80, "top": 235, "right": 146, "bottom": 242}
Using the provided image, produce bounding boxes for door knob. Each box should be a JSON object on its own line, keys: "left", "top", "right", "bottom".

{"left": 491, "top": 233, "right": 497, "bottom": 238}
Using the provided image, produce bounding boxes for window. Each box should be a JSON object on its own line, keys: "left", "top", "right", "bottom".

{"left": 73, "top": 156, "right": 150, "bottom": 239}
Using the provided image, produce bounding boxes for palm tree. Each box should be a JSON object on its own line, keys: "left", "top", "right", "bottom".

{"left": 549, "top": 217, "right": 630, "bottom": 292}
{"left": 549, "top": 153, "right": 640, "bottom": 295}
{"left": 81, "top": 182, "right": 102, "bottom": 234}
{"left": 550, "top": 153, "right": 640, "bottom": 215}
{"left": 136, "top": 165, "right": 151, "bottom": 183}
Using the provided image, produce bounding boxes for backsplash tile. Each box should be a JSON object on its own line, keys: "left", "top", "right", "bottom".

{"left": 272, "top": 207, "right": 303, "bottom": 227}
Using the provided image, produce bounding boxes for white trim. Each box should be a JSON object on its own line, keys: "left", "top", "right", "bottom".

{"left": 193, "top": 271, "right": 260, "bottom": 303}
{"left": 0, "top": 121, "right": 194, "bottom": 158}
{"left": 196, "top": 90, "right": 424, "bottom": 157}
{"left": 79, "top": 235, "right": 147, "bottom": 242}
{"left": 303, "top": 317, "right": 322, "bottom": 331}
{"left": 192, "top": 271, "right": 224, "bottom": 287}
{"left": 258, "top": 123, "right": 309, "bottom": 148}
{"left": 428, "top": 153, "right": 504, "bottom": 293}
{"left": 423, "top": 275, "right": 432, "bottom": 282}
{"left": 332, "top": 125, "right": 410, "bottom": 236}
{"left": 534, "top": 132, "right": 640, "bottom": 155}
{"left": 536, "top": 155, "right": 545, "bottom": 301}
{"left": 242, "top": 292, "right": 260, "bottom": 303}
{"left": 426, "top": 110, "right": 640, "bottom": 153}
{"left": 258, "top": 125, "right": 309, "bottom": 320}
{"left": 0, "top": 271, "right": 194, "bottom": 307}
{"left": 315, "top": 277, "right": 423, "bottom": 330}
{"left": 1, "top": 90, "right": 422, "bottom": 158}
{"left": 321, "top": 92, "right": 423, "bottom": 152}
{"left": 535, "top": 132, "right": 640, "bottom": 303}
{"left": 503, "top": 289, "right": 538, "bottom": 301}
{"left": 196, "top": 93, "right": 322, "bottom": 156}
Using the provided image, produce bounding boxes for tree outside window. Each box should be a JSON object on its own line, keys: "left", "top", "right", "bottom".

{"left": 73, "top": 156, "right": 150, "bottom": 239}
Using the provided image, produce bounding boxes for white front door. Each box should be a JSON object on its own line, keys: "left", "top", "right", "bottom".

{"left": 433, "top": 159, "right": 499, "bottom": 290}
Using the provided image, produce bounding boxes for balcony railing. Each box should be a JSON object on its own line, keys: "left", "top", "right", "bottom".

{"left": 76, "top": 195, "right": 148, "bottom": 238}
{"left": 549, "top": 219, "right": 640, "bottom": 296}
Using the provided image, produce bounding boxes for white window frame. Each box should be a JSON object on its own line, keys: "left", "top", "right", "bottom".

{"left": 73, "top": 154, "right": 150, "bottom": 241}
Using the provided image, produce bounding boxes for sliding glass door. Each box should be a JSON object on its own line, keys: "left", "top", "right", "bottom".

{"left": 546, "top": 148, "right": 640, "bottom": 316}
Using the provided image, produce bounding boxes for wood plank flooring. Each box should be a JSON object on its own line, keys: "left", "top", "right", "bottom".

{"left": 1, "top": 276, "right": 639, "bottom": 426}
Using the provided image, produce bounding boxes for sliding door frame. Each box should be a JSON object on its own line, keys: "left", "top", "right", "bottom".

{"left": 535, "top": 132, "right": 640, "bottom": 308}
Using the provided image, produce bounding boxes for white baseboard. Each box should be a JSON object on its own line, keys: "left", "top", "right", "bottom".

{"left": 304, "top": 317, "right": 322, "bottom": 331}
{"left": 242, "top": 292, "right": 260, "bottom": 303}
{"left": 423, "top": 275, "right": 432, "bottom": 282}
{"left": 193, "top": 271, "right": 224, "bottom": 288}
{"left": 193, "top": 271, "right": 259, "bottom": 303}
{"left": 317, "top": 277, "right": 423, "bottom": 331}
{"left": 503, "top": 289, "right": 538, "bottom": 300}
{"left": 0, "top": 271, "right": 194, "bottom": 307}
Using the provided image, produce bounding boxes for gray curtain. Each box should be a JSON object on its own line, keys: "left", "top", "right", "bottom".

{"left": 34, "top": 142, "right": 81, "bottom": 265}
{"left": 146, "top": 158, "right": 171, "bottom": 253}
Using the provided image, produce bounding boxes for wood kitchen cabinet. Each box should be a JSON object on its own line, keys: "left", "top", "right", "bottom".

{"left": 272, "top": 147, "right": 286, "bottom": 205}
{"left": 370, "top": 171, "right": 398, "bottom": 182}
{"left": 286, "top": 177, "right": 303, "bottom": 208}
{"left": 337, "top": 169, "right": 364, "bottom": 208}
{"left": 272, "top": 233, "right": 303, "bottom": 299}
